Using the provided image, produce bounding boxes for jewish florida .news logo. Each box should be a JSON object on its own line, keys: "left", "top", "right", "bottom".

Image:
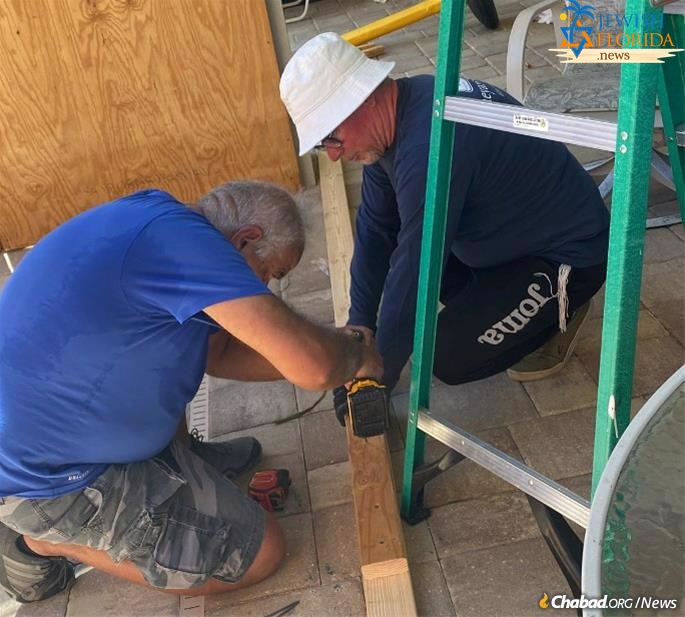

{"left": 550, "top": 0, "right": 683, "bottom": 63}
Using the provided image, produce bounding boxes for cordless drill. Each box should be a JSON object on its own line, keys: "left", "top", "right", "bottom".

{"left": 333, "top": 331, "right": 390, "bottom": 438}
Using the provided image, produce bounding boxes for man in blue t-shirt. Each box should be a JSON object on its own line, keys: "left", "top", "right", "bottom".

{"left": 281, "top": 34, "right": 608, "bottom": 400}
{"left": 0, "top": 181, "right": 382, "bottom": 602}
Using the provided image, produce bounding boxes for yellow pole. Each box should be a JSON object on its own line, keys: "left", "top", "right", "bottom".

{"left": 342, "top": 0, "right": 441, "bottom": 47}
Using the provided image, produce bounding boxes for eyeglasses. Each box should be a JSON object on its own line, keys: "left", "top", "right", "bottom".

{"left": 313, "top": 130, "right": 343, "bottom": 151}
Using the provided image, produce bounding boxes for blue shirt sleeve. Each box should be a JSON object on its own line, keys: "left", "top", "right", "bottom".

{"left": 121, "top": 209, "right": 270, "bottom": 323}
{"left": 348, "top": 164, "right": 401, "bottom": 329}
{"left": 352, "top": 75, "right": 607, "bottom": 391}
{"left": 374, "top": 137, "right": 474, "bottom": 391}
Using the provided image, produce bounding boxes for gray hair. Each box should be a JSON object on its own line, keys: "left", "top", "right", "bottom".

{"left": 191, "top": 180, "right": 304, "bottom": 259}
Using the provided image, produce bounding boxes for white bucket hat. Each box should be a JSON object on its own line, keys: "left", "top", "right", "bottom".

{"left": 280, "top": 32, "right": 395, "bottom": 156}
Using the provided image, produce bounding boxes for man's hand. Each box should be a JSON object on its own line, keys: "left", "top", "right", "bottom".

{"left": 342, "top": 325, "right": 375, "bottom": 346}
{"left": 353, "top": 344, "right": 383, "bottom": 382}
{"left": 331, "top": 327, "right": 383, "bottom": 427}
{"left": 338, "top": 325, "right": 383, "bottom": 384}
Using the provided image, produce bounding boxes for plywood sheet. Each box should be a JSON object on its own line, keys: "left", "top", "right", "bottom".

{"left": 0, "top": 0, "right": 299, "bottom": 249}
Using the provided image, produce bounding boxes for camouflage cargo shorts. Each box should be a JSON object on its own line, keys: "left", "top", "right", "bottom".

{"left": 0, "top": 440, "right": 266, "bottom": 589}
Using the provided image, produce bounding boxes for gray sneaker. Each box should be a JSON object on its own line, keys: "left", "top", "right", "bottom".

{"left": 0, "top": 523, "right": 75, "bottom": 603}
{"left": 189, "top": 431, "right": 262, "bottom": 479}
{"left": 506, "top": 300, "right": 592, "bottom": 382}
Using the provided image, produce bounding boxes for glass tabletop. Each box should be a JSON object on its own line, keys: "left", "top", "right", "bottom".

{"left": 583, "top": 367, "right": 685, "bottom": 616}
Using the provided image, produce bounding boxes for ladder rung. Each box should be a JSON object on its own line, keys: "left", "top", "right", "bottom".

{"left": 443, "top": 98, "right": 618, "bottom": 152}
{"left": 647, "top": 214, "right": 682, "bottom": 228}
{"left": 664, "top": 0, "right": 685, "bottom": 13}
{"left": 418, "top": 410, "right": 591, "bottom": 527}
{"left": 677, "top": 126, "right": 685, "bottom": 147}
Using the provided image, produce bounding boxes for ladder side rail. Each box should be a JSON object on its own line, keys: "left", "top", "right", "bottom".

{"left": 400, "top": 0, "right": 468, "bottom": 519}
{"left": 590, "top": 0, "right": 663, "bottom": 496}
{"left": 656, "top": 13, "right": 685, "bottom": 216}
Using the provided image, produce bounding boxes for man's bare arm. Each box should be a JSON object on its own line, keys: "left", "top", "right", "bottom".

{"left": 203, "top": 295, "right": 382, "bottom": 390}
{"left": 206, "top": 330, "right": 284, "bottom": 381}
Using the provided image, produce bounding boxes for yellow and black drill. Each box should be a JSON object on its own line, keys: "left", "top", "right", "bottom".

{"left": 332, "top": 332, "right": 390, "bottom": 438}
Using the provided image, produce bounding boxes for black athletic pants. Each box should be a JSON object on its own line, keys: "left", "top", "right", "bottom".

{"left": 433, "top": 254, "right": 607, "bottom": 385}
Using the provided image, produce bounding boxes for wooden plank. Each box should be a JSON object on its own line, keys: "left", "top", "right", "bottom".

{"left": 318, "top": 153, "right": 417, "bottom": 617}
{"left": 358, "top": 43, "right": 387, "bottom": 59}
{"left": 361, "top": 558, "right": 410, "bottom": 579}
{"left": 362, "top": 559, "right": 417, "bottom": 617}
{"left": 318, "top": 153, "right": 355, "bottom": 326}
{"left": 346, "top": 426, "right": 406, "bottom": 565}
{"left": 0, "top": 0, "right": 299, "bottom": 249}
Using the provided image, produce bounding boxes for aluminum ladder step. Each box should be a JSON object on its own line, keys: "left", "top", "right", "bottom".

{"left": 443, "top": 97, "right": 618, "bottom": 152}
{"left": 418, "top": 411, "right": 591, "bottom": 528}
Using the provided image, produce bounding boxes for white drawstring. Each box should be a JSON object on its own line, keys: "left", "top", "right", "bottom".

{"left": 557, "top": 264, "right": 572, "bottom": 332}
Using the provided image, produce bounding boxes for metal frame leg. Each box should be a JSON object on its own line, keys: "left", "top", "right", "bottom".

{"left": 650, "top": 150, "right": 676, "bottom": 190}
{"left": 526, "top": 495, "right": 583, "bottom": 602}
{"left": 402, "top": 449, "right": 465, "bottom": 525}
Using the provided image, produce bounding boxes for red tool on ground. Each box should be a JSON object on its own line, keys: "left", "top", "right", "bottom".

{"left": 248, "top": 469, "right": 291, "bottom": 511}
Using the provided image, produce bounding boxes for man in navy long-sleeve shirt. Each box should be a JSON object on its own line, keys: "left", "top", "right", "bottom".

{"left": 281, "top": 33, "right": 608, "bottom": 393}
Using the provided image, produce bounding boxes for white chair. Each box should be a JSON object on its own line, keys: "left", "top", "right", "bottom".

{"left": 505, "top": 0, "right": 675, "bottom": 199}
{"left": 282, "top": 0, "right": 311, "bottom": 24}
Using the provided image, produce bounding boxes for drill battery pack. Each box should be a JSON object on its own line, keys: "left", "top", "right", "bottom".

{"left": 346, "top": 378, "right": 390, "bottom": 438}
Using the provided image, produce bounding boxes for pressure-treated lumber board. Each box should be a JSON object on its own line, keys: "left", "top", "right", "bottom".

{"left": 0, "top": 0, "right": 299, "bottom": 249}
{"left": 318, "top": 153, "right": 417, "bottom": 617}
{"left": 318, "top": 154, "right": 355, "bottom": 326}
{"left": 358, "top": 43, "right": 387, "bottom": 58}
{"left": 345, "top": 426, "right": 407, "bottom": 564}
{"left": 361, "top": 559, "right": 416, "bottom": 617}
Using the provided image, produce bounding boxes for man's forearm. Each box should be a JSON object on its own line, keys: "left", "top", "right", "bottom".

{"left": 206, "top": 332, "right": 284, "bottom": 381}
{"left": 208, "top": 327, "right": 366, "bottom": 386}
{"left": 203, "top": 295, "right": 382, "bottom": 390}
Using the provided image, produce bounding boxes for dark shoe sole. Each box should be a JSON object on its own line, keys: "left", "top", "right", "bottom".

{"left": 0, "top": 525, "right": 75, "bottom": 603}
{"left": 226, "top": 438, "right": 262, "bottom": 479}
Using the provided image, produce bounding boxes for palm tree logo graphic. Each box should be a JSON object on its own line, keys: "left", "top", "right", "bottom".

{"left": 560, "top": 0, "right": 595, "bottom": 57}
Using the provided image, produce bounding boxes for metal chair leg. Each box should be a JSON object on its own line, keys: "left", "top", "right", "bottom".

{"left": 283, "top": 0, "right": 310, "bottom": 24}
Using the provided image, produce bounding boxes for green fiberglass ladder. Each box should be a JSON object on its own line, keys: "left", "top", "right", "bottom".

{"left": 400, "top": 0, "right": 685, "bottom": 597}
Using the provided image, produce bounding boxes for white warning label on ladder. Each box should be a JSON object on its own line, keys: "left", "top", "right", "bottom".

{"left": 513, "top": 113, "right": 549, "bottom": 132}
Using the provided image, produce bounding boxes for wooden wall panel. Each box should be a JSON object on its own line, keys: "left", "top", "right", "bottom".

{"left": 0, "top": 0, "right": 299, "bottom": 249}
